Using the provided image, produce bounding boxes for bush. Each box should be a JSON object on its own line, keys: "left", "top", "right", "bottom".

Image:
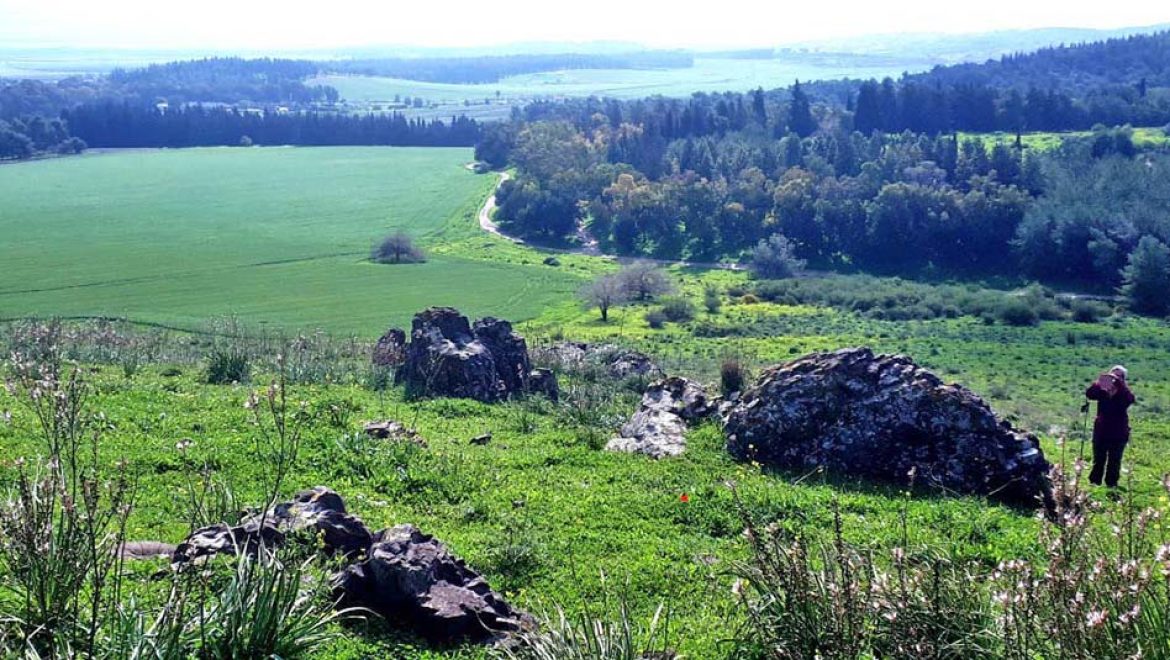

{"left": 997, "top": 299, "right": 1039, "bottom": 326}
{"left": 659, "top": 297, "right": 696, "bottom": 323}
{"left": 749, "top": 233, "right": 806, "bottom": 279}
{"left": 1121, "top": 235, "right": 1170, "bottom": 316}
{"left": 616, "top": 261, "right": 674, "bottom": 301}
{"left": 206, "top": 346, "right": 250, "bottom": 384}
{"left": 703, "top": 284, "right": 722, "bottom": 314}
{"left": 720, "top": 359, "right": 747, "bottom": 395}
{"left": 644, "top": 309, "right": 667, "bottom": 329}
{"left": 371, "top": 231, "right": 425, "bottom": 264}
{"left": 1071, "top": 299, "right": 1110, "bottom": 323}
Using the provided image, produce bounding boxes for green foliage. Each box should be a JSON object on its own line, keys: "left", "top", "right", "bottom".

{"left": 702, "top": 284, "right": 722, "bottom": 314}
{"left": 1121, "top": 235, "right": 1170, "bottom": 316}
{"left": 750, "top": 234, "right": 806, "bottom": 280}
{"left": 644, "top": 309, "right": 667, "bottom": 329}
{"left": 205, "top": 346, "right": 250, "bottom": 384}
{"left": 997, "top": 300, "right": 1040, "bottom": 327}
{"left": 658, "top": 297, "right": 696, "bottom": 323}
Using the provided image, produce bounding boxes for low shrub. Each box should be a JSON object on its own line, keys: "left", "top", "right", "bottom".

{"left": 997, "top": 300, "right": 1039, "bottom": 326}
{"left": 1071, "top": 299, "right": 1111, "bottom": 323}
{"left": 659, "top": 297, "right": 696, "bottom": 323}
{"left": 720, "top": 358, "right": 748, "bottom": 395}
{"left": 703, "top": 284, "right": 722, "bottom": 314}
{"left": 644, "top": 309, "right": 667, "bottom": 329}
{"left": 206, "top": 346, "right": 250, "bottom": 384}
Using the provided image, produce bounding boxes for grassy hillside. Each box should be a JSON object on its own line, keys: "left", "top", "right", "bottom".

{"left": 0, "top": 147, "right": 582, "bottom": 334}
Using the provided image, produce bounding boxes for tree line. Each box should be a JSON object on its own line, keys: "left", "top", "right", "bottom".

{"left": 63, "top": 103, "right": 481, "bottom": 148}
{"left": 326, "top": 51, "right": 694, "bottom": 84}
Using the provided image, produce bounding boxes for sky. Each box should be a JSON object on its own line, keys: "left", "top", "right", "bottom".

{"left": 2, "top": 0, "right": 1169, "bottom": 51}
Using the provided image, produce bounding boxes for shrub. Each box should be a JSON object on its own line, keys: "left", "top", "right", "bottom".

{"left": 703, "top": 284, "right": 722, "bottom": 314}
{"left": 1071, "top": 299, "right": 1110, "bottom": 323}
{"left": 997, "top": 299, "right": 1039, "bottom": 326}
{"left": 749, "top": 233, "right": 806, "bottom": 279}
{"left": 659, "top": 297, "right": 696, "bottom": 323}
{"left": 616, "top": 261, "right": 674, "bottom": 301}
{"left": 371, "top": 231, "right": 425, "bottom": 264}
{"left": 740, "top": 294, "right": 760, "bottom": 304}
{"left": 1121, "top": 235, "right": 1170, "bottom": 316}
{"left": 206, "top": 346, "right": 250, "bottom": 384}
{"left": 720, "top": 358, "right": 747, "bottom": 395}
{"left": 578, "top": 273, "right": 629, "bottom": 322}
{"left": 644, "top": 309, "right": 667, "bottom": 329}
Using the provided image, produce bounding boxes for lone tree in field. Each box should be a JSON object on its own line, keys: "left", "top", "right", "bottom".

{"left": 616, "top": 261, "right": 674, "bottom": 301}
{"left": 372, "top": 231, "right": 425, "bottom": 264}
{"left": 750, "top": 233, "right": 806, "bottom": 279}
{"left": 579, "top": 273, "right": 628, "bottom": 322}
{"left": 1121, "top": 236, "right": 1170, "bottom": 316}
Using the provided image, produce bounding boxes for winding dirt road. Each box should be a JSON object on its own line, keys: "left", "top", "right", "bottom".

{"left": 474, "top": 169, "right": 743, "bottom": 270}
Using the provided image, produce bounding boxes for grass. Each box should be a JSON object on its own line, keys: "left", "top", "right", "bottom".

{"left": 961, "top": 126, "right": 1169, "bottom": 151}
{"left": 0, "top": 147, "right": 582, "bottom": 334}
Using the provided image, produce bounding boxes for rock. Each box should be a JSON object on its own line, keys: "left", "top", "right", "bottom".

{"left": 171, "top": 487, "right": 372, "bottom": 565}
{"left": 527, "top": 367, "right": 559, "bottom": 402}
{"left": 118, "top": 540, "right": 177, "bottom": 561}
{"left": 470, "top": 432, "right": 492, "bottom": 446}
{"left": 372, "top": 328, "right": 407, "bottom": 367}
{"left": 542, "top": 342, "right": 663, "bottom": 380}
{"left": 607, "top": 377, "right": 714, "bottom": 458}
{"left": 364, "top": 420, "right": 428, "bottom": 447}
{"left": 473, "top": 317, "right": 531, "bottom": 396}
{"left": 723, "top": 348, "right": 1050, "bottom": 504}
{"left": 334, "top": 524, "right": 533, "bottom": 642}
{"left": 398, "top": 308, "right": 549, "bottom": 403}
{"left": 542, "top": 256, "right": 561, "bottom": 266}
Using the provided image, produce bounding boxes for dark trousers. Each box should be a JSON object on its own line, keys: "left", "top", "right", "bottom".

{"left": 1089, "top": 439, "right": 1127, "bottom": 487}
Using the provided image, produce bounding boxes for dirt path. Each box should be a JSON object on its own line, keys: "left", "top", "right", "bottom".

{"left": 473, "top": 168, "right": 743, "bottom": 270}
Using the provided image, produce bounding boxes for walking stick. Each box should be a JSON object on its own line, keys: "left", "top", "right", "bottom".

{"left": 1078, "top": 400, "right": 1091, "bottom": 461}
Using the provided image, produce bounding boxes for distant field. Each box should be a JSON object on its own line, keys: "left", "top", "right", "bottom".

{"left": 0, "top": 147, "right": 581, "bottom": 335}
{"left": 963, "top": 126, "right": 1170, "bottom": 150}
{"left": 311, "top": 55, "right": 919, "bottom": 106}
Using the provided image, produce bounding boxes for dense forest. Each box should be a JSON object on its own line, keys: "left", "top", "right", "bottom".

{"left": 63, "top": 103, "right": 481, "bottom": 148}
{"left": 325, "top": 51, "right": 694, "bottom": 84}
{"left": 107, "top": 58, "right": 339, "bottom": 104}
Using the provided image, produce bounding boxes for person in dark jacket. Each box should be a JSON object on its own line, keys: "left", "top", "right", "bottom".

{"left": 1085, "top": 365, "right": 1135, "bottom": 488}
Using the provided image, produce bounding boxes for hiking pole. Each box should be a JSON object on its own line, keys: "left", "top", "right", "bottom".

{"left": 1078, "top": 399, "right": 1091, "bottom": 461}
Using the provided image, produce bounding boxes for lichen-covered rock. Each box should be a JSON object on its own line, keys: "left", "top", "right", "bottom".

{"left": 334, "top": 524, "right": 533, "bottom": 642}
{"left": 364, "top": 420, "right": 428, "bottom": 447}
{"left": 397, "top": 308, "right": 551, "bottom": 403}
{"left": 723, "top": 347, "right": 1050, "bottom": 504}
{"left": 542, "top": 341, "right": 663, "bottom": 380}
{"left": 372, "top": 328, "right": 407, "bottom": 367}
{"left": 607, "top": 377, "right": 714, "bottom": 458}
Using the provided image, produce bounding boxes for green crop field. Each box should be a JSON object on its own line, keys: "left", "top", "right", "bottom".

{"left": 962, "top": 126, "right": 1170, "bottom": 151}
{"left": 0, "top": 147, "right": 582, "bottom": 335}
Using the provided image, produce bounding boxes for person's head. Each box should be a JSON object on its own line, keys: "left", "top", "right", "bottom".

{"left": 1109, "top": 365, "right": 1128, "bottom": 383}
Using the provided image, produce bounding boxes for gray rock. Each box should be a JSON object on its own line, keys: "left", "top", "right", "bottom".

{"left": 372, "top": 328, "right": 407, "bottom": 367}
{"left": 607, "top": 377, "right": 714, "bottom": 458}
{"left": 527, "top": 367, "right": 559, "bottom": 402}
{"left": 334, "top": 524, "right": 534, "bottom": 642}
{"left": 364, "top": 419, "right": 428, "bottom": 447}
{"left": 723, "top": 347, "right": 1050, "bottom": 504}
{"left": 542, "top": 341, "right": 663, "bottom": 380}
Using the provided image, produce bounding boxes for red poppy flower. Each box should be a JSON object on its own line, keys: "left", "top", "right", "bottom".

{"left": 679, "top": 493, "right": 690, "bottom": 503}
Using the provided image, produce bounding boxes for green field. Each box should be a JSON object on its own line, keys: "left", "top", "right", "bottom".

{"left": 310, "top": 55, "right": 918, "bottom": 106}
{"left": 0, "top": 147, "right": 581, "bottom": 335}
{"left": 963, "top": 126, "right": 1170, "bottom": 151}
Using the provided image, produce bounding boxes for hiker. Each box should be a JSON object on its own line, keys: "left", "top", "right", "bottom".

{"left": 1084, "top": 365, "right": 1136, "bottom": 488}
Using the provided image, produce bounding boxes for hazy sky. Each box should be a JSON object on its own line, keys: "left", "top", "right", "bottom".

{"left": 2, "top": 0, "right": 1169, "bottom": 50}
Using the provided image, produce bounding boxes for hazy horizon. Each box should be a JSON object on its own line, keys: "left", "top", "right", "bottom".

{"left": 3, "top": 0, "right": 1170, "bottom": 52}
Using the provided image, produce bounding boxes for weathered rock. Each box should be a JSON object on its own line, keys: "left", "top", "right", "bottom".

{"left": 364, "top": 420, "right": 428, "bottom": 447}
{"left": 398, "top": 308, "right": 550, "bottom": 403}
{"left": 542, "top": 342, "right": 663, "bottom": 380}
{"left": 473, "top": 317, "right": 531, "bottom": 396}
{"left": 372, "top": 328, "right": 407, "bottom": 367}
{"left": 118, "top": 541, "right": 177, "bottom": 561}
{"left": 171, "top": 486, "right": 371, "bottom": 565}
{"left": 723, "top": 348, "right": 1050, "bottom": 504}
{"left": 470, "top": 432, "right": 492, "bottom": 446}
{"left": 527, "top": 367, "right": 559, "bottom": 402}
{"left": 607, "top": 377, "right": 714, "bottom": 458}
{"left": 334, "top": 524, "right": 533, "bottom": 642}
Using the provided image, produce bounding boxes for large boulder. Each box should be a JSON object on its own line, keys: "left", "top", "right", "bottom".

{"left": 398, "top": 308, "right": 556, "bottom": 403}
{"left": 607, "top": 377, "right": 714, "bottom": 458}
{"left": 723, "top": 348, "right": 1050, "bottom": 504}
{"left": 334, "top": 524, "right": 533, "bottom": 643}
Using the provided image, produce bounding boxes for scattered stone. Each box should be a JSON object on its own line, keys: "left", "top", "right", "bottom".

{"left": 470, "top": 432, "right": 493, "bottom": 446}
{"left": 607, "top": 377, "right": 714, "bottom": 458}
{"left": 542, "top": 342, "right": 663, "bottom": 380}
{"left": 334, "top": 524, "right": 534, "bottom": 642}
{"left": 723, "top": 347, "right": 1050, "bottom": 504}
{"left": 372, "top": 328, "right": 407, "bottom": 367}
{"left": 397, "top": 308, "right": 556, "bottom": 403}
{"left": 527, "top": 367, "right": 559, "bottom": 402}
{"left": 542, "top": 256, "right": 561, "bottom": 266}
{"left": 364, "top": 420, "right": 428, "bottom": 447}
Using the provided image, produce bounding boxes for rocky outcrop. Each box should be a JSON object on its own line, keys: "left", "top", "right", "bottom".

{"left": 607, "top": 377, "right": 714, "bottom": 458}
{"left": 334, "top": 524, "right": 534, "bottom": 642}
{"left": 397, "top": 308, "right": 557, "bottom": 403}
{"left": 170, "top": 487, "right": 529, "bottom": 643}
{"left": 723, "top": 348, "right": 1050, "bottom": 504}
{"left": 527, "top": 367, "right": 559, "bottom": 402}
{"left": 364, "top": 419, "right": 428, "bottom": 447}
{"left": 372, "top": 328, "right": 407, "bottom": 367}
{"left": 542, "top": 342, "right": 663, "bottom": 380}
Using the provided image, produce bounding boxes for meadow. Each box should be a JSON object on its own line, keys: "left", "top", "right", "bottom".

{"left": 0, "top": 147, "right": 582, "bottom": 334}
